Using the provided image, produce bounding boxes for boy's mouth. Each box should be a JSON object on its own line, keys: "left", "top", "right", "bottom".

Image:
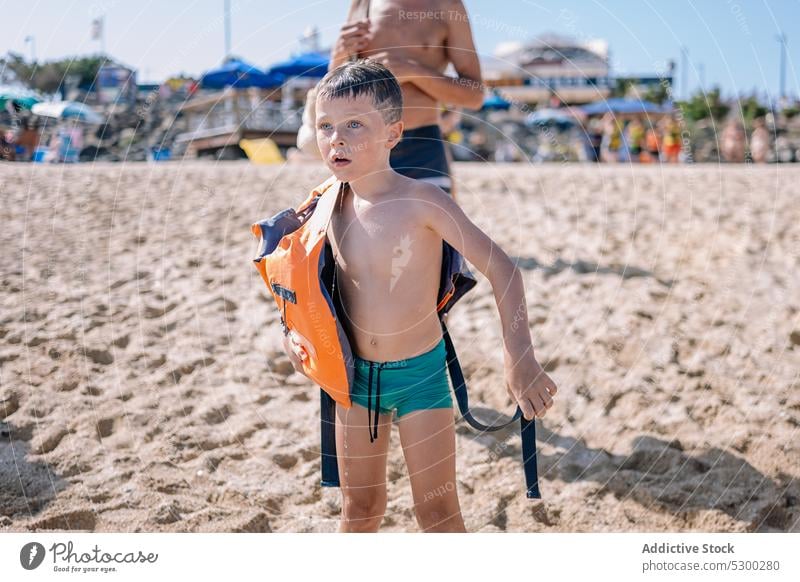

{"left": 330, "top": 152, "right": 351, "bottom": 168}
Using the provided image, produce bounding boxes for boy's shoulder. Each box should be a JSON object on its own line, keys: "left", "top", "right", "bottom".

{"left": 396, "top": 174, "right": 452, "bottom": 209}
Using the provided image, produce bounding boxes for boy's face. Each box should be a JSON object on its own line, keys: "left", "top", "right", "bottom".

{"left": 316, "top": 94, "right": 403, "bottom": 182}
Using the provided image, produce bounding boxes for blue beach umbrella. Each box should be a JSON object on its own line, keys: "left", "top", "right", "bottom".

{"left": 201, "top": 59, "right": 285, "bottom": 89}
{"left": 481, "top": 91, "right": 512, "bottom": 111}
{"left": 266, "top": 51, "right": 329, "bottom": 78}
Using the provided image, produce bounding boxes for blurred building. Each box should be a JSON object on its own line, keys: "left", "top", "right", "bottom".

{"left": 482, "top": 33, "right": 611, "bottom": 105}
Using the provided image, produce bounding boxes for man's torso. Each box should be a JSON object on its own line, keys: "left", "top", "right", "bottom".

{"left": 358, "top": 0, "right": 452, "bottom": 129}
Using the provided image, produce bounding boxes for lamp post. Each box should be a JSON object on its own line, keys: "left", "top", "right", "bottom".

{"left": 776, "top": 32, "right": 787, "bottom": 104}
{"left": 224, "top": 0, "right": 231, "bottom": 59}
{"left": 24, "top": 35, "right": 36, "bottom": 62}
{"left": 680, "top": 45, "right": 689, "bottom": 100}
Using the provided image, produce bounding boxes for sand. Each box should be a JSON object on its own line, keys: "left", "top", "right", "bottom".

{"left": 1, "top": 160, "right": 798, "bottom": 533}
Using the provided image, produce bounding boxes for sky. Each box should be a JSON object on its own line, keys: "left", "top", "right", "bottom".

{"left": 1, "top": 0, "right": 798, "bottom": 100}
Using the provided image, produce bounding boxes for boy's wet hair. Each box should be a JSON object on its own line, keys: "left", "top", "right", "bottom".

{"left": 316, "top": 59, "right": 403, "bottom": 124}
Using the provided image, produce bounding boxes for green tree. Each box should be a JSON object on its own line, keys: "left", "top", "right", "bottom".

{"left": 643, "top": 81, "right": 670, "bottom": 105}
{"left": 0, "top": 52, "right": 107, "bottom": 95}
{"left": 676, "top": 86, "right": 729, "bottom": 122}
{"left": 738, "top": 94, "right": 768, "bottom": 125}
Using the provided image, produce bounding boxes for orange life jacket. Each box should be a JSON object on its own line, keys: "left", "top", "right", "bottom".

{"left": 251, "top": 176, "right": 541, "bottom": 499}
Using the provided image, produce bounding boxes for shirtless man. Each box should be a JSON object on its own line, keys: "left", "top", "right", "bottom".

{"left": 329, "top": 0, "right": 484, "bottom": 195}
{"left": 283, "top": 60, "right": 556, "bottom": 532}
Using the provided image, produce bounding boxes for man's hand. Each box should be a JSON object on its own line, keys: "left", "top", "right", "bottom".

{"left": 333, "top": 19, "right": 371, "bottom": 62}
{"left": 505, "top": 349, "right": 557, "bottom": 420}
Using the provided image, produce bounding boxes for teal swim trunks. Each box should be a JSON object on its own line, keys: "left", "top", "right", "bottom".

{"left": 351, "top": 337, "right": 453, "bottom": 442}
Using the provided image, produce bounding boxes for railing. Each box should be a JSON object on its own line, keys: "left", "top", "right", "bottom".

{"left": 175, "top": 101, "right": 304, "bottom": 146}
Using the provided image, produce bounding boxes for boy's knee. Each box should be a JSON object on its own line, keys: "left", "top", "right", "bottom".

{"left": 342, "top": 489, "right": 386, "bottom": 531}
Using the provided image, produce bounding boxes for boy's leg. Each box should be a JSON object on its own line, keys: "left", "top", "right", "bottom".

{"left": 336, "top": 402, "right": 393, "bottom": 532}
{"left": 397, "top": 408, "right": 466, "bottom": 532}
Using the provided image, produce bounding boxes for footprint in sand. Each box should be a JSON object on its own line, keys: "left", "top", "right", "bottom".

{"left": 202, "top": 404, "right": 232, "bottom": 425}
{"left": 29, "top": 509, "right": 96, "bottom": 532}
{"left": 84, "top": 347, "right": 114, "bottom": 365}
{"left": 0, "top": 389, "right": 20, "bottom": 419}
{"left": 32, "top": 426, "right": 71, "bottom": 454}
{"left": 95, "top": 418, "right": 117, "bottom": 439}
{"left": 272, "top": 453, "right": 298, "bottom": 469}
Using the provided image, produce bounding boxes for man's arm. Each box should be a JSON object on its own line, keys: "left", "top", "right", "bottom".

{"left": 416, "top": 183, "right": 557, "bottom": 419}
{"left": 329, "top": 0, "right": 371, "bottom": 70}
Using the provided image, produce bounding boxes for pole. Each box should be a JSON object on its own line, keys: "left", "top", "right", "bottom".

{"left": 698, "top": 63, "right": 705, "bottom": 91}
{"left": 777, "top": 32, "right": 787, "bottom": 102}
{"left": 681, "top": 45, "right": 689, "bottom": 99}
{"left": 224, "top": 0, "right": 231, "bottom": 59}
{"left": 25, "top": 36, "right": 36, "bottom": 62}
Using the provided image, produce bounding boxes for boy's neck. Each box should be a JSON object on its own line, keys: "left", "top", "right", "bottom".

{"left": 347, "top": 165, "right": 401, "bottom": 201}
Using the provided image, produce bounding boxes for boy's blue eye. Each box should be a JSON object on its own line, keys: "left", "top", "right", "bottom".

{"left": 348, "top": 120, "right": 362, "bottom": 129}
{"left": 319, "top": 122, "right": 332, "bottom": 130}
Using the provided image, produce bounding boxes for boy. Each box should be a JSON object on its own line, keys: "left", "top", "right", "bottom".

{"left": 283, "top": 60, "right": 557, "bottom": 532}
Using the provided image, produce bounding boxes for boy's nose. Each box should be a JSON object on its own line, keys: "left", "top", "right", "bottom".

{"left": 329, "top": 132, "right": 345, "bottom": 147}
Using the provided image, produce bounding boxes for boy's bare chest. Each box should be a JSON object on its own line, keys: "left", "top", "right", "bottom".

{"left": 327, "top": 199, "right": 429, "bottom": 280}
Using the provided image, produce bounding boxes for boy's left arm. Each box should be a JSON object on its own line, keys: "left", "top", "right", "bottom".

{"left": 420, "top": 185, "right": 557, "bottom": 420}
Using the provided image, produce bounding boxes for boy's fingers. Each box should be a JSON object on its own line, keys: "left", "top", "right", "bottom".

{"left": 547, "top": 380, "right": 558, "bottom": 395}
{"left": 535, "top": 398, "right": 547, "bottom": 418}
{"left": 519, "top": 397, "right": 536, "bottom": 421}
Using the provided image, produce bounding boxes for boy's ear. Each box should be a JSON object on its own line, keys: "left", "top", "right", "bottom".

{"left": 385, "top": 120, "right": 404, "bottom": 149}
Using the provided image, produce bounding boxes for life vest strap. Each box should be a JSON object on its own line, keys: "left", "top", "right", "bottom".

{"left": 441, "top": 320, "right": 541, "bottom": 499}
{"left": 320, "top": 388, "right": 340, "bottom": 487}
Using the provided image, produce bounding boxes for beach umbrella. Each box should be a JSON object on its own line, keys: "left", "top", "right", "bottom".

{"left": 581, "top": 97, "right": 669, "bottom": 116}
{"left": 31, "top": 101, "right": 104, "bottom": 124}
{"left": 201, "top": 59, "right": 285, "bottom": 89}
{"left": 0, "top": 86, "right": 43, "bottom": 110}
{"left": 481, "top": 92, "right": 512, "bottom": 111}
{"left": 266, "top": 51, "right": 329, "bottom": 78}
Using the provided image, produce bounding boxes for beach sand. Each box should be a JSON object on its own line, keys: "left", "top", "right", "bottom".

{"left": 1, "top": 161, "right": 798, "bottom": 532}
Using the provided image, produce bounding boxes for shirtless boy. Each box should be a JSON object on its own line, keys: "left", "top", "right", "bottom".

{"left": 284, "top": 60, "right": 557, "bottom": 533}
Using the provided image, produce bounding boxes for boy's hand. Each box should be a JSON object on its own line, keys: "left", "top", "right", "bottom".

{"left": 505, "top": 350, "right": 557, "bottom": 420}
{"left": 281, "top": 330, "right": 313, "bottom": 376}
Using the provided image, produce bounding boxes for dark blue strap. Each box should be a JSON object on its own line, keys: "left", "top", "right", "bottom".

{"left": 520, "top": 416, "right": 541, "bottom": 499}
{"left": 441, "top": 321, "right": 541, "bottom": 499}
{"left": 320, "top": 388, "right": 339, "bottom": 487}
